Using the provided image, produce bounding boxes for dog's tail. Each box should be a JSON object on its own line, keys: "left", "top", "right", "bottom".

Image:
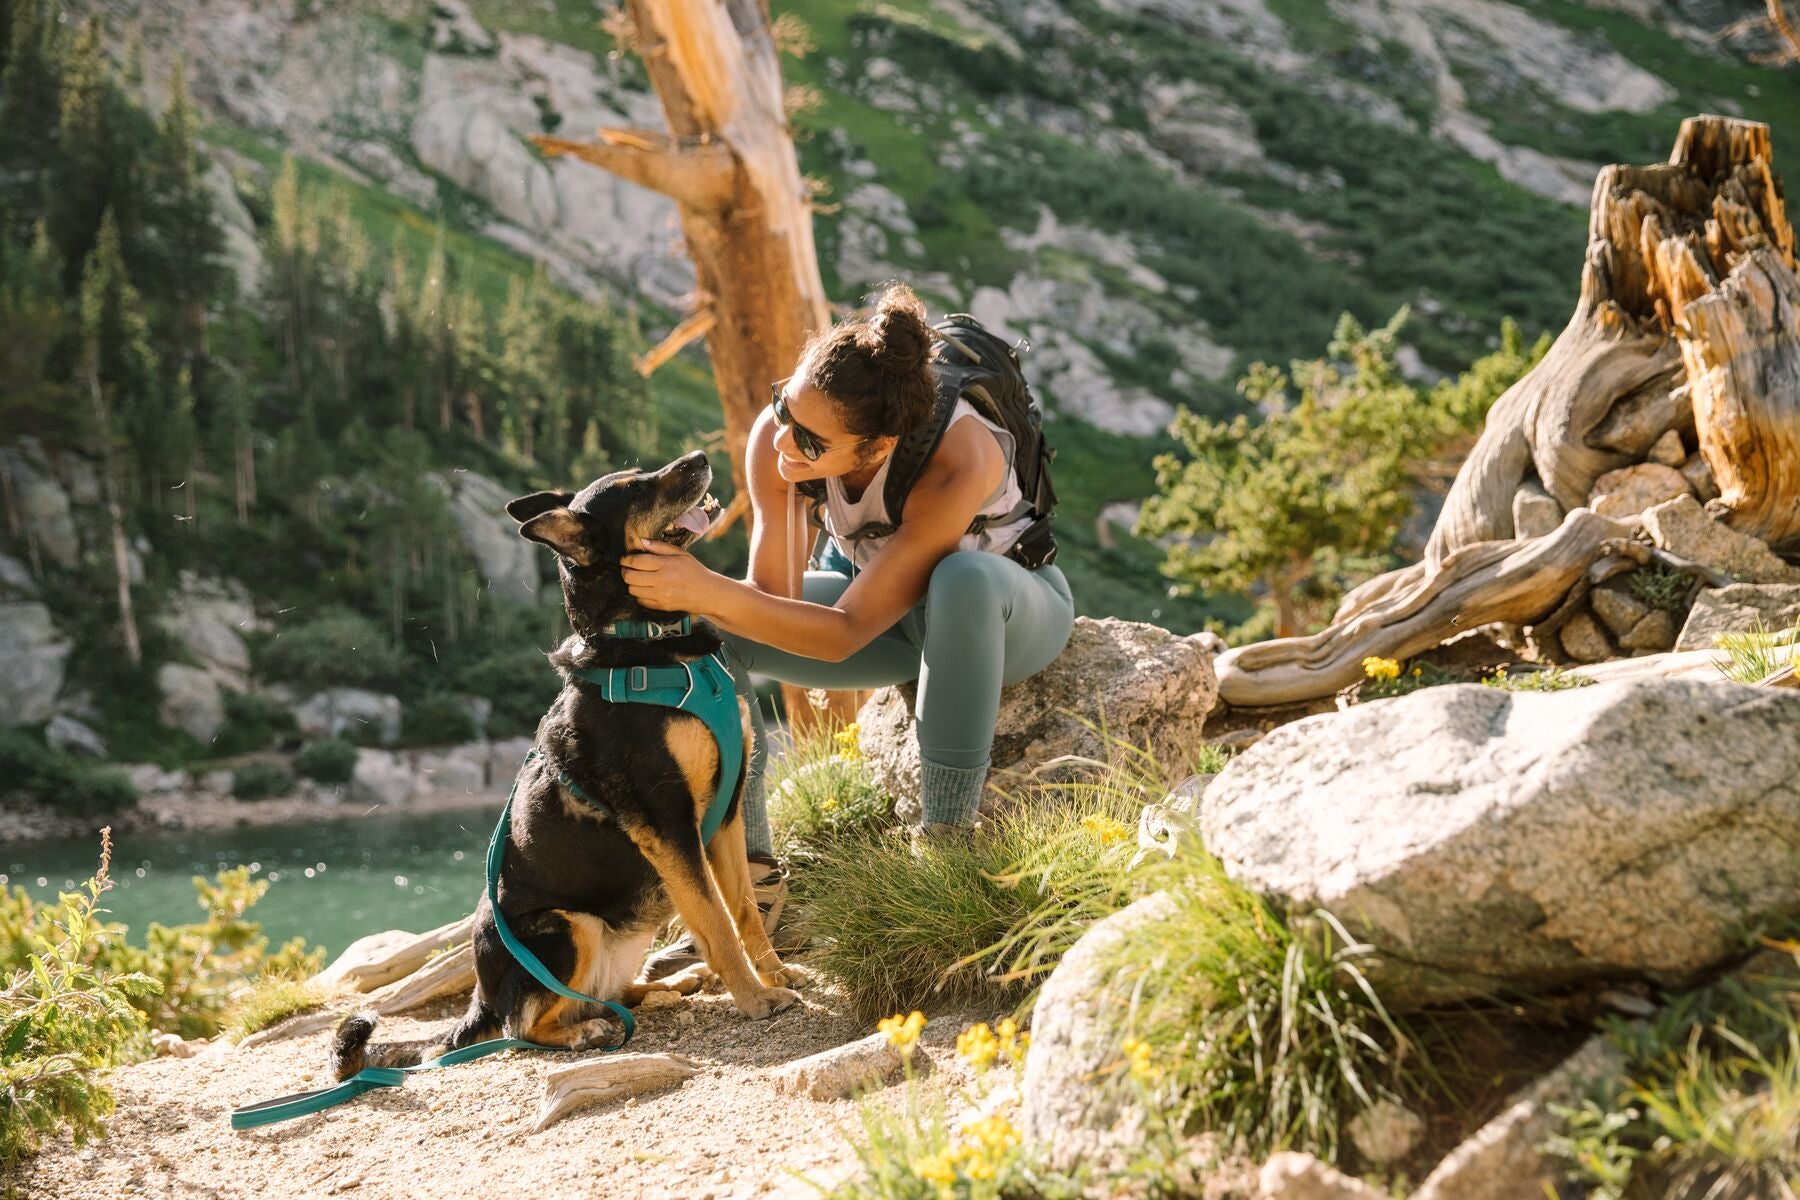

{"left": 328, "top": 1001, "right": 499, "bottom": 1081}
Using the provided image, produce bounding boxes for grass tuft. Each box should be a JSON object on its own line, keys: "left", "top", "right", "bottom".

{"left": 1712, "top": 619, "right": 1800, "bottom": 686}
{"left": 223, "top": 978, "right": 330, "bottom": 1042}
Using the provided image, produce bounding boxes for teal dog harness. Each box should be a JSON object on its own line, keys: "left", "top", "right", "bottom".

{"left": 230, "top": 641, "right": 743, "bottom": 1131}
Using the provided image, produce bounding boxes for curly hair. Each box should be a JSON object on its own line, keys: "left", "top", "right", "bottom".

{"left": 798, "top": 282, "right": 939, "bottom": 441}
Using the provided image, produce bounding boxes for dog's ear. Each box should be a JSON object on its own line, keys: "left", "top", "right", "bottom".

{"left": 505, "top": 490, "right": 575, "bottom": 523}
{"left": 518, "top": 508, "right": 593, "bottom": 564}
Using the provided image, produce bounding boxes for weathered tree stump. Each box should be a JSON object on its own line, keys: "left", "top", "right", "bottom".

{"left": 1220, "top": 116, "right": 1800, "bottom": 707}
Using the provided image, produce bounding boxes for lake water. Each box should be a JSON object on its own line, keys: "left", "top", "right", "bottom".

{"left": 7, "top": 808, "right": 496, "bottom": 959}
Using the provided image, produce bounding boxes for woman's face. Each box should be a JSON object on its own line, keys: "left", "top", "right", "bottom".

{"left": 771, "top": 377, "right": 894, "bottom": 483}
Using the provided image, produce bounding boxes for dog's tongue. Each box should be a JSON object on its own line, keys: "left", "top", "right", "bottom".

{"left": 673, "top": 505, "right": 711, "bottom": 537}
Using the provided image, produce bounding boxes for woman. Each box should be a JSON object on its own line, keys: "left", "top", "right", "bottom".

{"left": 621, "top": 283, "right": 1075, "bottom": 949}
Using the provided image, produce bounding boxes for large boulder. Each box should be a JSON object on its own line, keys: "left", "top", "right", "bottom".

{"left": 857, "top": 617, "right": 1219, "bottom": 821}
{"left": 295, "top": 688, "right": 404, "bottom": 745}
{"left": 157, "top": 575, "right": 258, "bottom": 688}
{"left": 437, "top": 470, "right": 542, "bottom": 605}
{"left": 157, "top": 664, "right": 226, "bottom": 744}
{"left": 1200, "top": 679, "right": 1800, "bottom": 1005}
{"left": 349, "top": 748, "right": 423, "bottom": 808}
{"left": 1675, "top": 583, "right": 1800, "bottom": 652}
{"left": 0, "top": 602, "right": 70, "bottom": 727}
{"left": 1642, "top": 495, "right": 1800, "bottom": 584}
{"left": 1019, "top": 891, "right": 1176, "bottom": 1171}
{"left": 0, "top": 440, "right": 80, "bottom": 567}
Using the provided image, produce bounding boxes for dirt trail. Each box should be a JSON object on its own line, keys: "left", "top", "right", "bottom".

{"left": 22, "top": 975, "right": 986, "bottom": 1200}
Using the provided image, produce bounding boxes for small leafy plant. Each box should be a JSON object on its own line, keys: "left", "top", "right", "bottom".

{"left": 1480, "top": 664, "right": 1592, "bottom": 691}
{"left": 768, "top": 719, "right": 893, "bottom": 854}
{"left": 1, "top": 831, "right": 158, "bottom": 1174}
{"left": 1624, "top": 565, "right": 1693, "bottom": 614}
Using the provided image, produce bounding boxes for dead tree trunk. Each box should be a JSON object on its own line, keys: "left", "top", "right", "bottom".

{"left": 533, "top": 0, "right": 864, "bottom": 734}
{"left": 1218, "top": 115, "right": 1800, "bottom": 707}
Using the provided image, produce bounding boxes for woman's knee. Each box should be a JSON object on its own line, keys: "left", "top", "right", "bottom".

{"left": 926, "top": 550, "right": 1008, "bottom": 612}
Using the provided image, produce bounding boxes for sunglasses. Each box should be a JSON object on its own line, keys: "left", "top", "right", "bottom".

{"left": 771, "top": 379, "right": 830, "bottom": 461}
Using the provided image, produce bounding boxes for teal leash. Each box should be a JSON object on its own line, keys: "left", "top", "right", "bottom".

{"left": 230, "top": 648, "right": 742, "bottom": 1132}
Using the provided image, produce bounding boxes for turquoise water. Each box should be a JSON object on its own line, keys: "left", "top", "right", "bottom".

{"left": 7, "top": 809, "right": 495, "bottom": 959}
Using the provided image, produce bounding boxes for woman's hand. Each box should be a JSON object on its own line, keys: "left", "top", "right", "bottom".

{"left": 621, "top": 540, "right": 726, "bottom": 614}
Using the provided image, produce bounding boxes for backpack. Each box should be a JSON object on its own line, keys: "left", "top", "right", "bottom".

{"left": 798, "top": 313, "right": 1060, "bottom": 570}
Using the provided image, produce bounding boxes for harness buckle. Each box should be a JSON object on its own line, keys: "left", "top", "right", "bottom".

{"left": 629, "top": 666, "right": 649, "bottom": 691}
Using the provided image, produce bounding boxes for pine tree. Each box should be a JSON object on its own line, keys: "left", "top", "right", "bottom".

{"left": 0, "top": 0, "right": 64, "bottom": 232}
{"left": 143, "top": 59, "right": 222, "bottom": 360}
{"left": 78, "top": 210, "right": 155, "bottom": 664}
{"left": 48, "top": 19, "right": 118, "bottom": 290}
{"left": 164, "top": 364, "right": 198, "bottom": 520}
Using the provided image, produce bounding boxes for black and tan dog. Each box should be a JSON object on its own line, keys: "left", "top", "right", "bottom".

{"left": 331, "top": 450, "right": 798, "bottom": 1079}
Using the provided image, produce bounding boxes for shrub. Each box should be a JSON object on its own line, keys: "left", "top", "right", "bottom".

{"left": 259, "top": 607, "right": 407, "bottom": 692}
{"left": 795, "top": 732, "right": 1174, "bottom": 1022}
{"left": 398, "top": 692, "right": 478, "bottom": 747}
{"left": 767, "top": 719, "right": 892, "bottom": 855}
{"left": 1, "top": 831, "right": 157, "bottom": 1173}
{"left": 0, "top": 730, "right": 137, "bottom": 817}
{"left": 211, "top": 689, "right": 300, "bottom": 757}
{"left": 1624, "top": 565, "right": 1693, "bottom": 614}
{"left": 230, "top": 762, "right": 295, "bottom": 801}
{"left": 295, "top": 736, "right": 359, "bottom": 784}
{"left": 454, "top": 646, "right": 556, "bottom": 737}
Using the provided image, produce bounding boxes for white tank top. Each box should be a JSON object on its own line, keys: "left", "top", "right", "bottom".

{"left": 821, "top": 398, "right": 1033, "bottom": 573}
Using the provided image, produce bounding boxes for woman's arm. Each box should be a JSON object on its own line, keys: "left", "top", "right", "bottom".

{"left": 625, "top": 418, "right": 1005, "bottom": 661}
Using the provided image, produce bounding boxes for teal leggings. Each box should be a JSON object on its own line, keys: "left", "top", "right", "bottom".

{"left": 721, "top": 544, "right": 1075, "bottom": 853}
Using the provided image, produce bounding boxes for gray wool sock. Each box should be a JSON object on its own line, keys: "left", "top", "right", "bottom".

{"left": 919, "top": 761, "right": 988, "bottom": 830}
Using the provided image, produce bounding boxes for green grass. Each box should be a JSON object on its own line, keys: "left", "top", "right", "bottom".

{"left": 794, "top": 729, "right": 1176, "bottom": 1021}
{"left": 1544, "top": 946, "right": 1800, "bottom": 1200}
{"left": 1712, "top": 619, "right": 1800, "bottom": 686}
{"left": 224, "top": 978, "right": 329, "bottom": 1041}
{"left": 767, "top": 718, "right": 893, "bottom": 856}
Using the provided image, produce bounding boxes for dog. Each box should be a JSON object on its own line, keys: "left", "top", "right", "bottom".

{"left": 330, "top": 450, "right": 799, "bottom": 1080}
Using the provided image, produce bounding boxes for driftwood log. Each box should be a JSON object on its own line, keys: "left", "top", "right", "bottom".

{"left": 1218, "top": 115, "right": 1800, "bottom": 707}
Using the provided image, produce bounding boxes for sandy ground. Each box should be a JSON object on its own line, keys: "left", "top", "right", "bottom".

{"left": 19, "top": 972, "right": 995, "bottom": 1200}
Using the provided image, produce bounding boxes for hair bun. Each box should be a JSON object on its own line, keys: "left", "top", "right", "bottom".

{"left": 868, "top": 284, "right": 932, "bottom": 376}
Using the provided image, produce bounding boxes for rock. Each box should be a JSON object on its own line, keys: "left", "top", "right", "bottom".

{"left": 1675, "top": 583, "right": 1800, "bottom": 652}
{"left": 0, "top": 602, "right": 71, "bottom": 727}
{"left": 1510, "top": 479, "right": 1563, "bottom": 539}
{"left": 1588, "top": 384, "right": 1692, "bottom": 458}
{"left": 1556, "top": 611, "right": 1613, "bottom": 662}
{"left": 429, "top": 0, "right": 495, "bottom": 54}
{"left": 157, "top": 664, "right": 225, "bottom": 744}
{"left": 771, "top": 1030, "right": 917, "bottom": 1100}
{"left": 487, "top": 736, "right": 534, "bottom": 784}
{"left": 0, "top": 441, "right": 79, "bottom": 567}
{"left": 295, "top": 688, "right": 403, "bottom": 745}
{"left": 200, "top": 158, "right": 264, "bottom": 299}
{"left": 1679, "top": 452, "right": 1719, "bottom": 503}
{"left": 1618, "top": 608, "right": 1677, "bottom": 652}
{"left": 437, "top": 470, "right": 542, "bottom": 604}
{"left": 350, "top": 748, "right": 422, "bottom": 808}
{"left": 1199, "top": 679, "right": 1800, "bottom": 1005}
{"left": 1021, "top": 891, "right": 1176, "bottom": 1170}
{"left": 45, "top": 714, "right": 106, "bottom": 758}
{"left": 341, "top": 140, "right": 437, "bottom": 209}
{"left": 859, "top": 617, "right": 1217, "bottom": 822}
{"left": 1643, "top": 495, "right": 1800, "bottom": 584}
{"left": 1586, "top": 462, "right": 1690, "bottom": 518}
{"left": 415, "top": 744, "right": 488, "bottom": 796}
{"left": 1257, "top": 1151, "right": 1389, "bottom": 1200}
{"left": 1590, "top": 583, "right": 1650, "bottom": 638}
{"left": 1647, "top": 429, "right": 1686, "bottom": 466}
{"left": 0, "top": 553, "right": 37, "bottom": 596}
{"left": 151, "top": 1032, "right": 211, "bottom": 1059}
{"left": 1134, "top": 773, "right": 1212, "bottom": 863}
{"left": 1346, "top": 1099, "right": 1425, "bottom": 1166}
{"left": 157, "top": 584, "right": 257, "bottom": 688}
{"left": 1410, "top": 1034, "right": 1627, "bottom": 1200}
{"left": 124, "top": 763, "right": 188, "bottom": 794}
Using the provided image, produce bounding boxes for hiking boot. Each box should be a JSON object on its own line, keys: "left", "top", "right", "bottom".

{"left": 642, "top": 853, "right": 792, "bottom": 981}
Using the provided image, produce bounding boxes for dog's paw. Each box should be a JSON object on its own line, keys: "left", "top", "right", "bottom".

{"left": 759, "top": 965, "right": 804, "bottom": 989}
{"left": 737, "top": 986, "right": 801, "bottom": 1020}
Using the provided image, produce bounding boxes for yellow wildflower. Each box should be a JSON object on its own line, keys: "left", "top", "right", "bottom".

{"left": 912, "top": 1150, "right": 958, "bottom": 1197}
{"left": 820, "top": 796, "right": 838, "bottom": 812}
{"left": 1121, "top": 1036, "right": 1153, "bottom": 1081}
{"left": 960, "top": 1114, "right": 1021, "bottom": 1157}
{"left": 1080, "top": 814, "right": 1131, "bottom": 845}
{"left": 878, "top": 1010, "right": 926, "bottom": 1055}
{"left": 957, "top": 1022, "right": 1000, "bottom": 1070}
{"left": 1360, "top": 656, "right": 1401, "bottom": 681}
{"left": 833, "top": 722, "right": 863, "bottom": 762}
